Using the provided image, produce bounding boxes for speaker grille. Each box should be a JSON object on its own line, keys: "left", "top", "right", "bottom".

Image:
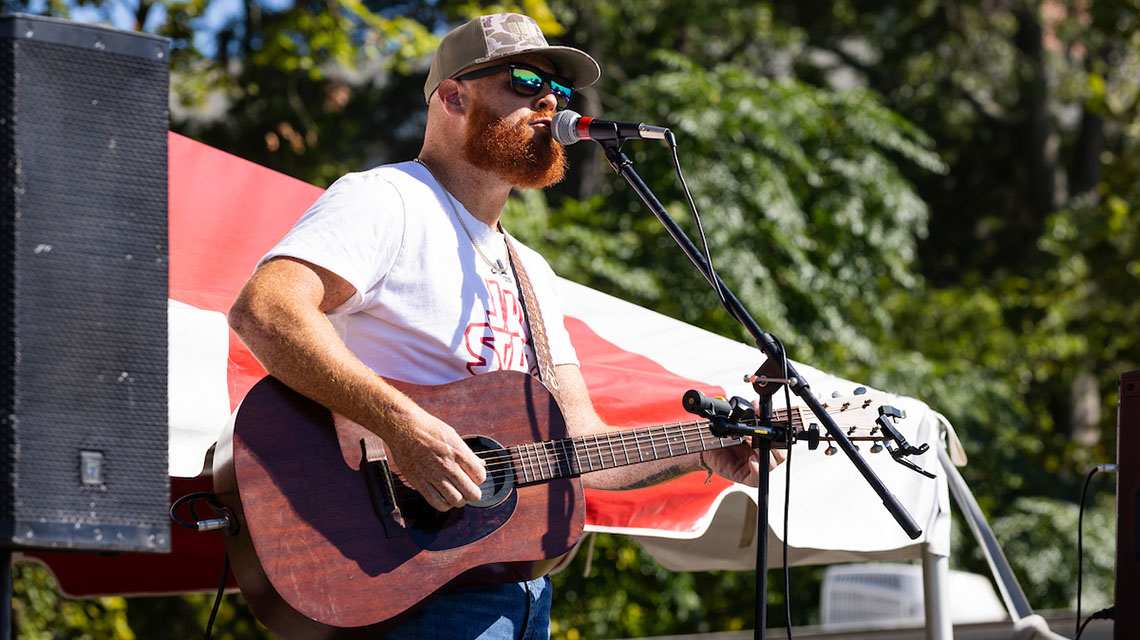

{"left": 0, "top": 16, "right": 170, "bottom": 552}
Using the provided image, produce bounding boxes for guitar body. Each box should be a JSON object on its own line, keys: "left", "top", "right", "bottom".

{"left": 212, "top": 370, "right": 584, "bottom": 639}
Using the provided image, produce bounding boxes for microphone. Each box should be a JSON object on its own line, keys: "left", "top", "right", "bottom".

{"left": 682, "top": 389, "right": 732, "bottom": 419}
{"left": 551, "top": 110, "right": 669, "bottom": 145}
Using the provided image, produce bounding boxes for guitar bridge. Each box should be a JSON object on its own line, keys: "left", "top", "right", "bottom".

{"left": 361, "top": 438, "right": 407, "bottom": 539}
{"left": 365, "top": 458, "right": 407, "bottom": 538}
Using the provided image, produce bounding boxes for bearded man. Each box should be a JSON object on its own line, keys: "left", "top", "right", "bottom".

{"left": 228, "top": 13, "right": 777, "bottom": 639}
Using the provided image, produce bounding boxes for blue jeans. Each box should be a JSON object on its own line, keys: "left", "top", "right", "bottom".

{"left": 380, "top": 577, "right": 552, "bottom": 639}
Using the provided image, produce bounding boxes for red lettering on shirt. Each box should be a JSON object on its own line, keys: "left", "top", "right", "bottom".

{"left": 463, "top": 279, "right": 532, "bottom": 376}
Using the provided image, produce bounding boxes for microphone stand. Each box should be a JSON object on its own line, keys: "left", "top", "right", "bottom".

{"left": 595, "top": 136, "right": 923, "bottom": 639}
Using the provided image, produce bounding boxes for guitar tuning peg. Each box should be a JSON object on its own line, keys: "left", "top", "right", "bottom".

{"left": 853, "top": 386, "right": 867, "bottom": 395}
{"left": 825, "top": 444, "right": 838, "bottom": 456}
{"left": 871, "top": 442, "right": 884, "bottom": 454}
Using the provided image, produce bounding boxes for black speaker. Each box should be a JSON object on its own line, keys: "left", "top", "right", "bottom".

{"left": 0, "top": 14, "right": 170, "bottom": 553}
{"left": 1117, "top": 370, "right": 1139, "bottom": 640}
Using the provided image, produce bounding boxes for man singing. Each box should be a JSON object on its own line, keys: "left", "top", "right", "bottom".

{"left": 229, "top": 12, "right": 780, "bottom": 638}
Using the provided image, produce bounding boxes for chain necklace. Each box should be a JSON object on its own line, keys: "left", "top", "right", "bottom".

{"left": 413, "top": 157, "right": 510, "bottom": 276}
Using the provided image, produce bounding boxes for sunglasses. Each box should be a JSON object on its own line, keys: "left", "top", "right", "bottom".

{"left": 454, "top": 63, "right": 574, "bottom": 110}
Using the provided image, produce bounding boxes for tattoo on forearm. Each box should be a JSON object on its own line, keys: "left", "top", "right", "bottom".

{"left": 616, "top": 464, "right": 686, "bottom": 490}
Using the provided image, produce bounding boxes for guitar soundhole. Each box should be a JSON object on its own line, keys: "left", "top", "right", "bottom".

{"left": 401, "top": 435, "right": 518, "bottom": 551}
{"left": 466, "top": 435, "right": 515, "bottom": 509}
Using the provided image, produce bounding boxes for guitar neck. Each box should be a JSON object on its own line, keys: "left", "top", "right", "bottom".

{"left": 509, "top": 407, "right": 803, "bottom": 485}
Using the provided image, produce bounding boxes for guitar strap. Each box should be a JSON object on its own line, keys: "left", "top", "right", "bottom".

{"left": 505, "top": 236, "right": 564, "bottom": 408}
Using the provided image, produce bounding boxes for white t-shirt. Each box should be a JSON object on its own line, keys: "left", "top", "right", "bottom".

{"left": 262, "top": 161, "right": 578, "bottom": 385}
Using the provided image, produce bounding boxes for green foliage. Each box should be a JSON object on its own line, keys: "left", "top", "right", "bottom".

{"left": 167, "top": 1, "right": 439, "bottom": 186}
{"left": 11, "top": 563, "right": 134, "bottom": 639}
{"left": 11, "top": 560, "right": 275, "bottom": 639}
{"left": 951, "top": 495, "right": 1117, "bottom": 612}
{"left": 549, "top": 533, "right": 823, "bottom": 639}
{"left": 992, "top": 496, "right": 1117, "bottom": 612}
{"left": 511, "top": 53, "right": 943, "bottom": 372}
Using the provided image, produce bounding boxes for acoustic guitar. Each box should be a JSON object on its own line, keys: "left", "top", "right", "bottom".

{"left": 212, "top": 370, "right": 889, "bottom": 639}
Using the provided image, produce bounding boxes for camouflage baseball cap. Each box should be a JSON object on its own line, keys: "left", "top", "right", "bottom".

{"left": 424, "top": 13, "right": 601, "bottom": 104}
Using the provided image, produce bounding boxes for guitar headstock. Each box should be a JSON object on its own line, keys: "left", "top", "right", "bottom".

{"left": 787, "top": 390, "right": 903, "bottom": 453}
{"left": 818, "top": 390, "right": 888, "bottom": 432}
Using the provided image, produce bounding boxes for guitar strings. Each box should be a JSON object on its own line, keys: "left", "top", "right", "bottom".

{"left": 472, "top": 403, "right": 879, "bottom": 476}
{"left": 389, "top": 422, "right": 731, "bottom": 486}
{"left": 390, "top": 405, "right": 883, "bottom": 487}
{"left": 480, "top": 407, "right": 878, "bottom": 476}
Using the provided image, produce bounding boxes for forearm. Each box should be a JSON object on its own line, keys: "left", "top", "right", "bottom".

{"left": 553, "top": 364, "right": 705, "bottom": 490}
{"left": 582, "top": 450, "right": 703, "bottom": 490}
{"left": 229, "top": 257, "right": 488, "bottom": 511}
{"left": 228, "top": 260, "right": 426, "bottom": 440}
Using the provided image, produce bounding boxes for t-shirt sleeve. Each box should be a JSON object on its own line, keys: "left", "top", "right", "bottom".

{"left": 260, "top": 171, "right": 405, "bottom": 313}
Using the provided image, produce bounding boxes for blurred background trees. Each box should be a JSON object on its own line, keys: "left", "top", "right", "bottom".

{"left": 3, "top": 0, "right": 1133, "bottom": 637}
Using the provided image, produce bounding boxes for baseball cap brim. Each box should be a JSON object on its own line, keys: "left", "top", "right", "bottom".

{"left": 458, "top": 45, "right": 601, "bottom": 89}
{"left": 423, "top": 14, "right": 601, "bottom": 103}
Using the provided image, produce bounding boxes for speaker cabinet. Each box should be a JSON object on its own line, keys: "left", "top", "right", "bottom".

{"left": 1118, "top": 370, "right": 1140, "bottom": 639}
{"left": 0, "top": 15, "right": 170, "bottom": 552}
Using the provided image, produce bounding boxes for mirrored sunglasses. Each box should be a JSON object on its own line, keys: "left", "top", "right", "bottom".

{"left": 454, "top": 63, "right": 574, "bottom": 110}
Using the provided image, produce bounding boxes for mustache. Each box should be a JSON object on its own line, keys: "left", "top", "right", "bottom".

{"left": 526, "top": 110, "right": 556, "bottom": 123}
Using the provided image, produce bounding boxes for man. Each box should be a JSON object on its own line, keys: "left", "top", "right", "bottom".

{"left": 228, "top": 12, "right": 779, "bottom": 639}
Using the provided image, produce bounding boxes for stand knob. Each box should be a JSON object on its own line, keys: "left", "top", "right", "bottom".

{"left": 801, "top": 423, "right": 821, "bottom": 450}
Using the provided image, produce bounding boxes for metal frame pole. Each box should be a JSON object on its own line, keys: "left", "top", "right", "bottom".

{"left": 922, "top": 549, "right": 951, "bottom": 640}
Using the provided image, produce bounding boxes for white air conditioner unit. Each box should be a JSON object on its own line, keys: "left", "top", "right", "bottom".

{"left": 821, "top": 563, "right": 1007, "bottom": 630}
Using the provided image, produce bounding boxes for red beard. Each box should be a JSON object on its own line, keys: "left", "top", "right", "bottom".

{"left": 462, "top": 99, "right": 567, "bottom": 189}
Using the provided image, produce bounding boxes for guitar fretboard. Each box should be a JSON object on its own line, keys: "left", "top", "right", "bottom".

{"left": 509, "top": 407, "right": 804, "bottom": 485}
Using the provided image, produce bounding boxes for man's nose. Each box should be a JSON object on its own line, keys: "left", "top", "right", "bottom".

{"left": 533, "top": 89, "right": 559, "bottom": 112}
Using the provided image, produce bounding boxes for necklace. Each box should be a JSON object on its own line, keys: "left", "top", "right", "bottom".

{"left": 413, "top": 157, "right": 510, "bottom": 276}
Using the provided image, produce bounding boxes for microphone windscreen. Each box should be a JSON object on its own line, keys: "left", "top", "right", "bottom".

{"left": 551, "top": 110, "right": 582, "bottom": 145}
{"left": 683, "top": 389, "right": 732, "bottom": 419}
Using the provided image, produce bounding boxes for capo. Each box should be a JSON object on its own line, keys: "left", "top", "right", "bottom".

{"left": 875, "top": 407, "right": 935, "bottom": 479}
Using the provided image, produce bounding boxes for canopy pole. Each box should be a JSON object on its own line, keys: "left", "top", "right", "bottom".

{"left": 922, "top": 548, "right": 951, "bottom": 640}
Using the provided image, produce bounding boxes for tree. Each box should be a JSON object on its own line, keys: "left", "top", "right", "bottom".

{"left": 766, "top": 0, "right": 1139, "bottom": 492}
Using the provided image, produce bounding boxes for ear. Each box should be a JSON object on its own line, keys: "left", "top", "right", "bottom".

{"left": 436, "top": 79, "right": 466, "bottom": 116}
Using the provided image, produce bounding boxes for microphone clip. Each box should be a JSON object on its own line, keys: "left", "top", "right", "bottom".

{"left": 683, "top": 389, "right": 786, "bottom": 442}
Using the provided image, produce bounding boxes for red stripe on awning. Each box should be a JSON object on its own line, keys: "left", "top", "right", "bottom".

{"left": 565, "top": 317, "right": 736, "bottom": 533}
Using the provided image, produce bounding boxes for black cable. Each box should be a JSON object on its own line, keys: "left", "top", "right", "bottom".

{"left": 204, "top": 553, "right": 231, "bottom": 640}
{"left": 170, "top": 492, "right": 218, "bottom": 530}
{"left": 666, "top": 132, "right": 731, "bottom": 312}
{"left": 777, "top": 336, "right": 794, "bottom": 639}
{"left": 1076, "top": 605, "right": 1114, "bottom": 640}
{"left": 666, "top": 131, "right": 795, "bottom": 639}
{"left": 169, "top": 493, "right": 232, "bottom": 639}
{"left": 1076, "top": 464, "right": 1115, "bottom": 638}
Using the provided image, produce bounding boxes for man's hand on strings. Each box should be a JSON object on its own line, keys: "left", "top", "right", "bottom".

{"left": 386, "top": 410, "right": 487, "bottom": 512}
{"left": 702, "top": 444, "right": 786, "bottom": 487}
